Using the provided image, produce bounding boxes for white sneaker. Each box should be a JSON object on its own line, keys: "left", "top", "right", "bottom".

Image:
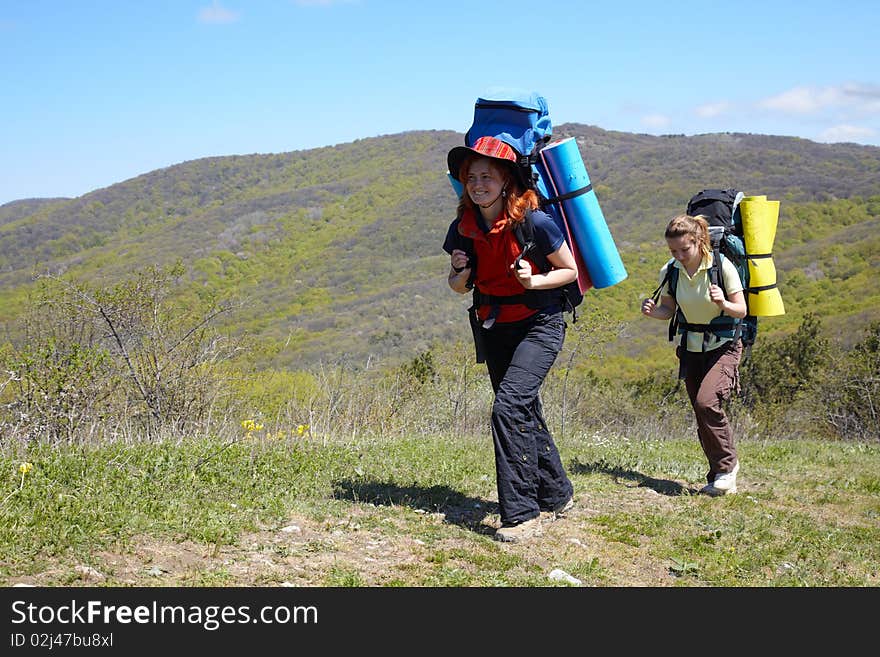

{"left": 710, "top": 461, "right": 740, "bottom": 494}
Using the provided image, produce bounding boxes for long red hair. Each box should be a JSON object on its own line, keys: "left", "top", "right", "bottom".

{"left": 456, "top": 155, "right": 539, "bottom": 228}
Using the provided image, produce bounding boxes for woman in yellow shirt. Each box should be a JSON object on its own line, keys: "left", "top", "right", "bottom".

{"left": 641, "top": 214, "right": 747, "bottom": 495}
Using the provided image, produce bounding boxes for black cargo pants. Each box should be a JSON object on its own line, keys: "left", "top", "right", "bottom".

{"left": 481, "top": 310, "right": 573, "bottom": 525}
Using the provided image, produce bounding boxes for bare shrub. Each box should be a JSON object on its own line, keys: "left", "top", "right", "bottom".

{"left": 820, "top": 321, "right": 880, "bottom": 441}
{"left": 0, "top": 263, "right": 242, "bottom": 445}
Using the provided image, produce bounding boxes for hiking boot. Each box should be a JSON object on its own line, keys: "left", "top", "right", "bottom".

{"left": 494, "top": 516, "right": 543, "bottom": 543}
{"left": 551, "top": 495, "right": 575, "bottom": 516}
{"left": 539, "top": 494, "right": 574, "bottom": 521}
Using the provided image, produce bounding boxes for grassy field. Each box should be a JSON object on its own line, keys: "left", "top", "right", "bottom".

{"left": 2, "top": 432, "right": 877, "bottom": 587}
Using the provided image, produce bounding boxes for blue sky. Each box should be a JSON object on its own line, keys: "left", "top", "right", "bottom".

{"left": 2, "top": 0, "right": 878, "bottom": 206}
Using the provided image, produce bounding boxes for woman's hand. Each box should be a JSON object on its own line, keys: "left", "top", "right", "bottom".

{"left": 450, "top": 249, "right": 470, "bottom": 273}
{"left": 512, "top": 242, "right": 577, "bottom": 291}
{"left": 641, "top": 294, "right": 675, "bottom": 320}
{"left": 448, "top": 249, "right": 472, "bottom": 294}
{"left": 512, "top": 258, "right": 534, "bottom": 289}
{"left": 710, "top": 287, "right": 747, "bottom": 318}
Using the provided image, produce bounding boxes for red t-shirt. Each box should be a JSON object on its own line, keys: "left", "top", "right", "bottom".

{"left": 456, "top": 208, "right": 540, "bottom": 324}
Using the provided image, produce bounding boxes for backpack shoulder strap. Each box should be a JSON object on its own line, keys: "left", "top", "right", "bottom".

{"left": 514, "top": 209, "right": 549, "bottom": 272}
{"left": 712, "top": 249, "right": 727, "bottom": 298}
{"left": 651, "top": 258, "right": 677, "bottom": 303}
{"left": 459, "top": 232, "right": 477, "bottom": 290}
{"left": 649, "top": 259, "right": 680, "bottom": 344}
{"left": 515, "top": 209, "right": 535, "bottom": 244}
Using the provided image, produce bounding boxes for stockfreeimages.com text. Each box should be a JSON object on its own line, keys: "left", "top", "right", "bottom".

{"left": 10, "top": 599, "right": 317, "bottom": 631}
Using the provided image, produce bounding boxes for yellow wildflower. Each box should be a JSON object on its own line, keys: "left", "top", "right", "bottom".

{"left": 242, "top": 419, "right": 265, "bottom": 433}
{"left": 19, "top": 462, "right": 33, "bottom": 476}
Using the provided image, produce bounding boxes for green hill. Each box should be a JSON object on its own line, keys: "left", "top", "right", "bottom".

{"left": 2, "top": 126, "right": 879, "bottom": 373}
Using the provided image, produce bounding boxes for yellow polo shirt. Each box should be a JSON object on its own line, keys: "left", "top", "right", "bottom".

{"left": 658, "top": 254, "right": 744, "bottom": 352}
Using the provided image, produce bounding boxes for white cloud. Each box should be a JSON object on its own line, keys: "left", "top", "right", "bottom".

{"left": 818, "top": 124, "right": 877, "bottom": 143}
{"left": 759, "top": 86, "right": 838, "bottom": 113}
{"left": 695, "top": 102, "right": 731, "bottom": 118}
{"left": 641, "top": 114, "right": 671, "bottom": 129}
{"left": 198, "top": 2, "right": 240, "bottom": 24}
{"left": 841, "top": 84, "right": 880, "bottom": 114}
{"left": 758, "top": 84, "right": 880, "bottom": 115}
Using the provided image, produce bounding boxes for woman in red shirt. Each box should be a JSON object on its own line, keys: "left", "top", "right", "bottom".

{"left": 443, "top": 136, "right": 577, "bottom": 543}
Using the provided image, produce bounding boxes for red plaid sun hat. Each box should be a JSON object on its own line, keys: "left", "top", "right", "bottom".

{"left": 447, "top": 136, "right": 518, "bottom": 182}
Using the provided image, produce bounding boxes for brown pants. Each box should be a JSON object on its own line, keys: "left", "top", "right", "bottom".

{"left": 680, "top": 340, "right": 742, "bottom": 484}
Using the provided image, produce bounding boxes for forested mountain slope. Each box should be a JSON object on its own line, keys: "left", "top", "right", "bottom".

{"left": 2, "top": 127, "right": 878, "bottom": 373}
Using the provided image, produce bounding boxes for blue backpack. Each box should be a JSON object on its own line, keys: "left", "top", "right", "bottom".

{"left": 460, "top": 92, "right": 583, "bottom": 312}
{"left": 465, "top": 92, "right": 552, "bottom": 193}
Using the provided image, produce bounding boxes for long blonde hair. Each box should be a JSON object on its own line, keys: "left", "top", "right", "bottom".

{"left": 665, "top": 214, "right": 711, "bottom": 260}
{"left": 456, "top": 155, "right": 539, "bottom": 227}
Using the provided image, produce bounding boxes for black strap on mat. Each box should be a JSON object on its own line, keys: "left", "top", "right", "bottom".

{"left": 544, "top": 183, "right": 592, "bottom": 206}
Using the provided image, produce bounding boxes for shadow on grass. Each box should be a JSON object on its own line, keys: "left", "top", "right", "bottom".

{"left": 332, "top": 479, "right": 499, "bottom": 537}
{"left": 570, "top": 459, "right": 697, "bottom": 496}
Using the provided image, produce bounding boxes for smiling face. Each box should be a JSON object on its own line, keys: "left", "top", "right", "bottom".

{"left": 666, "top": 234, "right": 702, "bottom": 269}
{"left": 464, "top": 158, "right": 507, "bottom": 210}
